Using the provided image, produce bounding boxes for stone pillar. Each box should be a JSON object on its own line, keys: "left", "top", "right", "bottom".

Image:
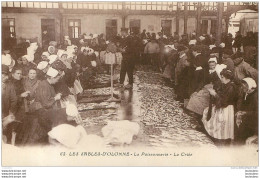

{"left": 216, "top": 2, "right": 224, "bottom": 45}
{"left": 196, "top": 2, "right": 202, "bottom": 37}
{"left": 184, "top": 2, "right": 188, "bottom": 34}
{"left": 176, "top": 2, "right": 180, "bottom": 34}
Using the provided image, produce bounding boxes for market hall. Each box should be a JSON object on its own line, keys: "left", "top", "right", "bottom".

{"left": 1, "top": 1, "right": 259, "bottom": 148}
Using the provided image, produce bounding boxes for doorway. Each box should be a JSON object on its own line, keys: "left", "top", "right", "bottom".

{"left": 106, "top": 19, "right": 117, "bottom": 40}
{"left": 129, "top": 19, "right": 141, "bottom": 34}
{"left": 41, "top": 19, "right": 55, "bottom": 47}
{"left": 161, "top": 20, "right": 172, "bottom": 36}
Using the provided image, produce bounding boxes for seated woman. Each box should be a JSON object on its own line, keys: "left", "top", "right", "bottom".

{"left": 186, "top": 56, "right": 220, "bottom": 116}
{"left": 234, "top": 77, "right": 258, "bottom": 145}
{"left": 202, "top": 69, "right": 237, "bottom": 145}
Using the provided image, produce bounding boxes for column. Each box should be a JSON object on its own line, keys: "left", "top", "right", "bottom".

{"left": 176, "top": 2, "right": 180, "bottom": 34}
{"left": 196, "top": 2, "right": 201, "bottom": 37}
{"left": 59, "top": 2, "right": 64, "bottom": 43}
{"left": 122, "top": 2, "right": 126, "bottom": 28}
{"left": 216, "top": 2, "right": 224, "bottom": 45}
{"left": 184, "top": 2, "right": 188, "bottom": 34}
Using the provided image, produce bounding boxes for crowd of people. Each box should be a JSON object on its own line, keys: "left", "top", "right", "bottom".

{"left": 1, "top": 27, "right": 258, "bottom": 147}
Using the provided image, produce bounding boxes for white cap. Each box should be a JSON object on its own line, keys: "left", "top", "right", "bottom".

{"left": 2, "top": 54, "right": 12, "bottom": 66}
{"left": 57, "top": 50, "right": 68, "bottom": 59}
{"left": 208, "top": 57, "right": 217, "bottom": 63}
{"left": 165, "top": 45, "right": 177, "bottom": 50}
{"left": 37, "top": 61, "right": 49, "bottom": 70}
{"left": 48, "top": 55, "right": 58, "bottom": 64}
{"left": 163, "top": 35, "right": 167, "bottom": 39}
{"left": 66, "top": 103, "right": 79, "bottom": 117}
{"left": 27, "top": 55, "right": 34, "bottom": 62}
{"left": 94, "top": 51, "right": 99, "bottom": 57}
{"left": 243, "top": 78, "right": 257, "bottom": 90}
{"left": 46, "top": 67, "right": 59, "bottom": 78}
{"left": 93, "top": 34, "right": 98, "bottom": 38}
{"left": 209, "top": 45, "right": 216, "bottom": 50}
{"left": 106, "top": 41, "right": 110, "bottom": 44}
{"left": 219, "top": 43, "right": 225, "bottom": 48}
{"left": 199, "top": 36, "right": 205, "bottom": 41}
{"left": 42, "top": 52, "right": 50, "bottom": 57}
{"left": 79, "top": 39, "right": 84, "bottom": 44}
{"left": 80, "top": 47, "right": 86, "bottom": 53}
{"left": 84, "top": 36, "right": 92, "bottom": 40}
{"left": 189, "top": 40, "right": 197, "bottom": 45}
{"left": 215, "top": 64, "right": 227, "bottom": 79}
{"left": 88, "top": 48, "right": 94, "bottom": 54}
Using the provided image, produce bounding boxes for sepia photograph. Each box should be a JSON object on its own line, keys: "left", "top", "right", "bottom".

{"left": 1, "top": 1, "right": 259, "bottom": 167}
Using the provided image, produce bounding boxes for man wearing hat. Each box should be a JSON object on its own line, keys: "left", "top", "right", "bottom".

{"left": 189, "top": 45, "right": 208, "bottom": 94}
{"left": 119, "top": 28, "right": 140, "bottom": 89}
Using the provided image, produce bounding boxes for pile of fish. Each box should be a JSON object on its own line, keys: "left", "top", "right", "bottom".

{"left": 135, "top": 70, "right": 215, "bottom": 147}
{"left": 83, "top": 87, "right": 119, "bottom": 96}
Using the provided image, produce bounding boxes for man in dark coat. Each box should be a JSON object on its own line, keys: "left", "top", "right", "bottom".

{"left": 119, "top": 28, "right": 141, "bottom": 89}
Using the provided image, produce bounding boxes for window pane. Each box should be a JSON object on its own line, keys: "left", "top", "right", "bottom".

{"left": 75, "top": 27, "right": 79, "bottom": 38}
{"left": 9, "top": 20, "right": 14, "bottom": 26}
{"left": 118, "top": 4, "right": 122, "bottom": 9}
{"left": 21, "top": 2, "right": 27, "bottom": 7}
{"left": 14, "top": 2, "right": 20, "bottom": 7}
{"left": 73, "top": 3, "right": 77, "bottom": 9}
{"left": 83, "top": 3, "right": 88, "bottom": 9}
{"left": 2, "top": 2, "right": 7, "bottom": 7}
{"left": 162, "top": 5, "right": 167, "bottom": 10}
{"left": 10, "top": 27, "right": 14, "bottom": 32}
{"left": 34, "top": 2, "right": 40, "bottom": 8}
{"left": 152, "top": 5, "right": 156, "bottom": 10}
{"left": 89, "top": 3, "right": 93, "bottom": 9}
{"left": 28, "top": 2, "right": 33, "bottom": 8}
{"left": 108, "top": 4, "right": 113, "bottom": 9}
{"left": 94, "top": 4, "right": 99, "bottom": 9}
{"left": 53, "top": 3, "right": 58, "bottom": 8}
{"left": 69, "top": 21, "right": 74, "bottom": 26}
{"left": 68, "top": 3, "right": 72, "bottom": 8}
{"left": 136, "top": 5, "right": 141, "bottom": 10}
{"left": 40, "top": 3, "right": 46, "bottom": 8}
{"left": 7, "top": 2, "right": 14, "bottom": 7}
{"left": 78, "top": 3, "right": 83, "bottom": 8}
{"left": 47, "top": 3, "right": 52, "bottom": 8}
{"left": 62, "top": 3, "right": 67, "bottom": 8}
{"left": 104, "top": 4, "right": 108, "bottom": 9}
{"left": 113, "top": 4, "right": 117, "bottom": 9}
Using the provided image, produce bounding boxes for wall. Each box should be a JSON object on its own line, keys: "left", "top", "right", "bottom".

{"left": 2, "top": 12, "right": 61, "bottom": 45}
{"left": 62, "top": 13, "right": 122, "bottom": 37}
{"left": 2, "top": 12, "right": 204, "bottom": 46}
{"left": 126, "top": 14, "right": 196, "bottom": 35}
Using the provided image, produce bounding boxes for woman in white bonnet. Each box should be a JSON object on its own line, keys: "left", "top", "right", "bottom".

{"left": 235, "top": 77, "right": 258, "bottom": 145}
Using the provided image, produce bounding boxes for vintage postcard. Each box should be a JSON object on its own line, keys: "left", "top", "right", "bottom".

{"left": 1, "top": 1, "right": 258, "bottom": 166}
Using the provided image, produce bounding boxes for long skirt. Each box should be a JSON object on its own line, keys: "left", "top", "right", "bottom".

{"left": 186, "top": 84, "right": 212, "bottom": 115}
{"left": 18, "top": 112, "right": 49, "bottom": 145}
{"left": 202, "top": 105, "right": 234, "bottom": 140}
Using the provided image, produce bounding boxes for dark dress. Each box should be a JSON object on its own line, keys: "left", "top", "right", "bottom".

{"left": 235, "top": 88, "right": 258, "bottom": 144}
